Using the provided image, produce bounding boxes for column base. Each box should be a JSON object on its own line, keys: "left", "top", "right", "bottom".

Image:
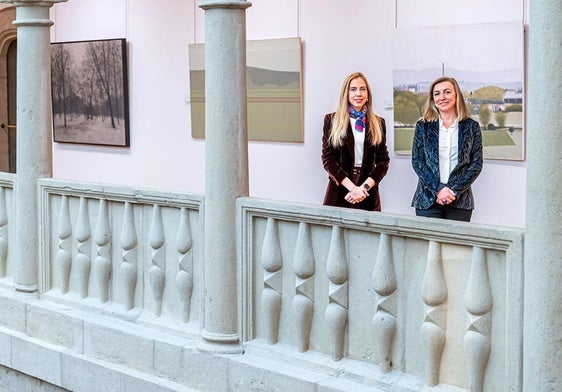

{"left": 14, "top": 282, "right": 38, "bottom": 294}
{"left": 198, "top": 329, "right": 244, "bottom": 354}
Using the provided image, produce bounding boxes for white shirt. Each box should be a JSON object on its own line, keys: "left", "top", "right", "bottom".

{"left": 438, "top": 117, "right": 459, "bottom": 184}
{"left": 350, "top": 117, "right": 365, "bottom": 166}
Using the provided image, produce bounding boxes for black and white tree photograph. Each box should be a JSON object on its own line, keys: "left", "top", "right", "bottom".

{"left": 51, "top": 38, "right": 130, "bottom": 146}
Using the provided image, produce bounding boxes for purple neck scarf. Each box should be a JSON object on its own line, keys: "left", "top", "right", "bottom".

{"left": 349, "top": 106, "right": 367, "bottom": 132}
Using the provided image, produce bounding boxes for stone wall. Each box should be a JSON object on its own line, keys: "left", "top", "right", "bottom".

{"left": 0, "top": 364, "right": 69, "bottom": 392}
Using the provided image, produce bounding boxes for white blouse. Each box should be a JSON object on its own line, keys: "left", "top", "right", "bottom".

{"left": 438, "top": 117, "right": 459, "bottom": 184}
{"left": 350, "top": 117, "right": 365, "bottom": 167}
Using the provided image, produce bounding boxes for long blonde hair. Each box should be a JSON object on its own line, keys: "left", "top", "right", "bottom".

{"left": 328, "top": 72, "right": 384, "bottom": 147}
{"left": 422, "top": 76, "right": 470, "bottom": 121}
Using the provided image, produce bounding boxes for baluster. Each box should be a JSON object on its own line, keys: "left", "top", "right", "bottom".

{"left": 93, "top": 199, "right": 111, "bottom": 303}
{"left": 176, "top": 207, "right": 193, "bottom": 323}
{"left": 55, "top": 195, "right": 72, "bottom": 293}
{"left": 148, "top": 204, "right": 166, "bottom": 317}
{"left": 0, "top": 187, "right": 8, "bottom": 278}
{"left": 464, "top": 247, "right": 492, "bottom": 392}
{"left": 75, "top": 197, "right": 92, "bottom": 299}
{"left": 119, "top": 202, "right": 138, "bottom": 310}
{"left": 372, "top": 233, "right": 397, "bottom": 373}
{"left": 292, "top": 222, "right": 315, "bottom": 352}
{"left": 421, "top": 241, "right": 447, "bottom": 386}
{"left": 325, "top": 225, "right": 348, "bottom": 361}
{"left": 261, "top": 217, "right": 283, "bottom": 344}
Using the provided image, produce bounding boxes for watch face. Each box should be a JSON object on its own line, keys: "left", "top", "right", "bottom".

{"left": 363, "top": 184, "right": 370, "bottom": 191}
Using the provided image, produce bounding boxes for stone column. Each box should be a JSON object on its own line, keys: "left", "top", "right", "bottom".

{"left": 198, "top": 0, "right": 251, "bottom": 352}
{"left": 0, "top": 0, "right": 66, "bottom": 292}
{"left": 524, "top": 1, "right": 562, "bottom": 389}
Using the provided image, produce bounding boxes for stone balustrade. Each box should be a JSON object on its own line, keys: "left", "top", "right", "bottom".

{"left": 0, "top": 177, "right": 524, "bottom": 391}
{"left": 238, "top": 197, "right": 524, "bottom": 391}
{"left": 38, "top": 178, "right": 204, "bottom": 336}
{"left": 0, "top": 172, "right": 14, "bottom": 288}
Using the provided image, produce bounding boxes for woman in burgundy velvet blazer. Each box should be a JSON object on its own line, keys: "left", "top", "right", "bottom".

{"left": 321, "top": 72, "right": 390, "bottom": 211}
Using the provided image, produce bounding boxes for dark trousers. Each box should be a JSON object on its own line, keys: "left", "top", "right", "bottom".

{"left": 416, "top": 203, "right": 472, "bottom": 222}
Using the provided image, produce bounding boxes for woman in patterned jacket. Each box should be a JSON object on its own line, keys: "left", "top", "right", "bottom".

{"left": 411, "top": 76, "right": 483, "bottom": 222}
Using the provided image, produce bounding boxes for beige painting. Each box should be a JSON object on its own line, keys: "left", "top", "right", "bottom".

{"left": 189, "top": 37, "right": 303, "bottom": 143}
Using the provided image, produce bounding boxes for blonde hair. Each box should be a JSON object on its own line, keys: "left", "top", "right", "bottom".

{"left": 422, "top": 76, "right": 470, "bottom": 121}
{"left": 328, "top": 72, "right": 384, "bottom": 147}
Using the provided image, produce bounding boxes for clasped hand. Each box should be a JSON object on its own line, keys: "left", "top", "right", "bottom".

{"left": 436, "top": 187, "right": 456, "bottom": 205}
{"left": 345, "top": 186, "right": 368, "bottom": 204}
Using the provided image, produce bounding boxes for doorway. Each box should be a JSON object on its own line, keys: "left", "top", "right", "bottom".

{"left": 6, "top": 40, "right": 16, "bottom": 173}
{"left": 0, "top": 5, "right": 16, "bottom": 173}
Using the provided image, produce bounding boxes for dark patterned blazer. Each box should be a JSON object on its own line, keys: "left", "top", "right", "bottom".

{"left": 411, "top": 117, "right": 483, "bottom": 210}
{"left": 322, "top": 113, "right": 390, "bottom": 211}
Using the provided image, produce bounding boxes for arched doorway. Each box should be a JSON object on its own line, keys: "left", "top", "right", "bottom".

{"left": 0, "top": 5, "right": 16, "bottom": 173}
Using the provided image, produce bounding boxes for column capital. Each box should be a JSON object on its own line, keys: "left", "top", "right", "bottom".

{"left": 1, "top": 0, "right": 66, "bottom": 27}
{"left": 199, "top": 0, "right": 251, "bottom": 11}
{"left": 0, "top": 0, "right": 66, "bottom": 5}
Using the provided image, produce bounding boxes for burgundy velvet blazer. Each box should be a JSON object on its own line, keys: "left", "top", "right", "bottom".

{"left": 321, "top": 113, "right": 390, "bottom": 211}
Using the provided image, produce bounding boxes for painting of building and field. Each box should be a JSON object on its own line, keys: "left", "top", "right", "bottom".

{"left": 189, "top": 37, "right": 303, "bottom": 143}
{"left": 51, "top": 38, "right": 129, "bottom": 147}
{"left": 393, "top": 22, "right": 524, "bottom": 160}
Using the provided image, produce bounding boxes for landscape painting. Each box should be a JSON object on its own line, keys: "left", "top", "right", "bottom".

{"left": 51, "top": 38, "right": 130, "bottom": 146}
{"left": 189, "top": 37, "right": 303, "bottom": 143}
{"left": 393, "top": 22, "right": 524, "bottom": 160}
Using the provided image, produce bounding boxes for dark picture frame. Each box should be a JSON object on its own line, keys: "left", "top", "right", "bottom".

{"left": 51, "top": 38, "right": 130, "bottom": 147}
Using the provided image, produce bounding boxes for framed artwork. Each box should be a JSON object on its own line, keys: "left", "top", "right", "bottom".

{"left": 392, "top": 22, "right": 524, "bottom": 161}
{"left": 51, "top": 38, "right": 130, "bottom": 147}
{"left": 189, "top": 37, "right": 303, "bottom": 143}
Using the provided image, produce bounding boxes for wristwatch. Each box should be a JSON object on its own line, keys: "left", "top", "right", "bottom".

{"left": 363, "top": 183, "right": 370, "bottom": 191}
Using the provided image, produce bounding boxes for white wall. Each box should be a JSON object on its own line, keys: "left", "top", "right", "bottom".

{"left": 50, "top": 0, "right": 526, "bottom": 228}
